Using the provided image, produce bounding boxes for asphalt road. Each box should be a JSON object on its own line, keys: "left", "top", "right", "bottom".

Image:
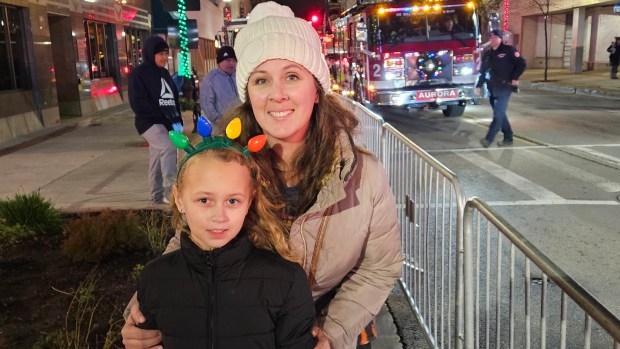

{"left": 373, "top": 88, "right": 620, "bottom": 344}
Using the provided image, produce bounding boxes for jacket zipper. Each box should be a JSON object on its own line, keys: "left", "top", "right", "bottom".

{"left": 206, "top": 253, "right": 215, "bottom": 349}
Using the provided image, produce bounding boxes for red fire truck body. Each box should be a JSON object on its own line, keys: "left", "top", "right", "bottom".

{"left": 329, "top": 0, "right": 481, "bottom": 116}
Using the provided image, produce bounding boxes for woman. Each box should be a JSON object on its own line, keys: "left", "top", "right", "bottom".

{"left": 122, "top": 3, "right": 403, "bottom": 348}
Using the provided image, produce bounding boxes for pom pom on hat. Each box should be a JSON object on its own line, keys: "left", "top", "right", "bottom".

{"left": 247, "top": 1, "right": 294, "bottom": 23}
{"left": 234, "top": 1, "right": 331, "bottom": 102}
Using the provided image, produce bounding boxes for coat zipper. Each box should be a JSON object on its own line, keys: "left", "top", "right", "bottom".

{"left": 205, "top": 253, "right": 215, "bottom": 349}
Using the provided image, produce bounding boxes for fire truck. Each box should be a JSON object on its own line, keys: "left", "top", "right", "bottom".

{"left": 328, "top": 0, "right": 482, "bottom": 116}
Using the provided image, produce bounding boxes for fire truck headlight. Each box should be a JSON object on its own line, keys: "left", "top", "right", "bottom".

{"left": 460, "top": 67, "right": 473, "bottom": 75}
{"left": 390, "top": 95, "right": 402, "bottom": 104}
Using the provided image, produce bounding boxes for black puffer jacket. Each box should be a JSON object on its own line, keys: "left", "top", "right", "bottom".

{"left": 137, "top": 231, "right": 316, "bottom": 349}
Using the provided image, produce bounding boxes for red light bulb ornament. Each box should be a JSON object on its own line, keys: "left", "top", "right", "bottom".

{"left": 246, "top": 135, "right": 267, "bottom": 153}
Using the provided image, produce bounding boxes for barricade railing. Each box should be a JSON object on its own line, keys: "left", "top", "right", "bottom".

{"left": 463, "top": 198, "right": 620, "bottom": 349}
{"left": 336, "top": 94, "right": 468, "bottom": 348}
{"left": 382, "top": 123, "right": 467, "bottom": 349}
{"left": 335, "top": 95, "right": 620, "bottom": 349}
{"left": 337, "top": 97, "right": 384, "bottom": 157}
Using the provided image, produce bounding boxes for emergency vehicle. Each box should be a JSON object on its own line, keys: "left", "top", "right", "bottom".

{"left": 328, "top": 0, "right": 481, "bottom": 116}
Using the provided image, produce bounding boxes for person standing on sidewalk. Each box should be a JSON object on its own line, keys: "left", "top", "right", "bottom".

{"left": 199, "top": 46, "right": 241, "bottom": 133}
{"left": 128, "top": 35, "right": 183, "bottom": 204}
{"left": 475, "top": 29, "right": 526, "bottom": 148}
{"left": 607, "top": 37, "right": 620, "bottom": 80}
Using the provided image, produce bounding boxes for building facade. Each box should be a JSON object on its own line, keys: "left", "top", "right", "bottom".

{"left": 0, "top": 0, "right": 249, "bottom": 143}
{"left": 504, "top": 0, "right": 620, "bottom": 72}
{"left": 0, "top": 0, "right": 152, "bottom": 142}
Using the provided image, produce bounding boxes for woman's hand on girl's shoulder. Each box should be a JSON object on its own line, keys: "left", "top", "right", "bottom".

{"left": 312, "top": 326, "right": 332, "bottom": 349}
{"left": 121, "top": 304, "right": 163, "bottom": 349}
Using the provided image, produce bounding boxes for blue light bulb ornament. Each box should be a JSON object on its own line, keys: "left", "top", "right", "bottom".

{"left": 197, "top": 116, "right": 212, "bottom": 138}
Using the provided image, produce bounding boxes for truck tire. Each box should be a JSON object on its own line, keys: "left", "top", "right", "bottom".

{"left": 443, "top": 104, "right": 465, "bottom": 117}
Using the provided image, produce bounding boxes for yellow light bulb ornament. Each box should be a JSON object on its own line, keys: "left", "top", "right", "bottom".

{"left": 226, "top": 117, "right": 242, "bottom": 139}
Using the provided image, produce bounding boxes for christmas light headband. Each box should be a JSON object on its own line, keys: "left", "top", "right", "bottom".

{"left": 168, "top": 116, "right": 267, "bottom": 175}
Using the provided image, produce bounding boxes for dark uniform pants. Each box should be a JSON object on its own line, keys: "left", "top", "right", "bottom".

{"left": 485, "top": 91, "right": 513, "bottom": 143}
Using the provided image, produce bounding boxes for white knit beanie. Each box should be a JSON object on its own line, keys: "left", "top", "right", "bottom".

{"left": 234, "top": 1, "right": 331, "bottom": 102}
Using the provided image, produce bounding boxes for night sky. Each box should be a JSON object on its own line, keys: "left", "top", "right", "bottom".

{"left": 268, "top": 0, "right": 326, "bottom": 22}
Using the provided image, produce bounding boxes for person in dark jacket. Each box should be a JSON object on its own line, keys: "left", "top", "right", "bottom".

{"left": 475, "top": 29, "right": 526, "bottom": 148}
{"left": 136, "top": 125, "right": 316, "bottom": 349}
{"left": 128, "top": 35, "right": 183, "bottom": 204}
{"left": 607, "top": 36, "right": 620, "bottom": 79}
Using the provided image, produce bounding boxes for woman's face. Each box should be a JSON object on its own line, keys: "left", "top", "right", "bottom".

{"left": 247, "top": 59, "right": 319, "bottom": 146}
{"left": 174, "top": 155, "right": 254, "bottom": 251}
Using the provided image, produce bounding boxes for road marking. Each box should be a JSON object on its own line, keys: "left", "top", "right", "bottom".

{"left": 455, "top": 152, "right": 564, "bottom": 200}
{"left": 485, "top": 200, "right": 618, "bottom": 206}
{"left": 516, "top": 149, "right": 620, "bottom": 193}
{"left": 570, "top": 145, "right": 620, "bottom": 168}
{"left": 429, "top": 144, "right": 620, "bottom": 153}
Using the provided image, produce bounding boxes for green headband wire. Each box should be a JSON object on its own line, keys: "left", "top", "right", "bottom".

{"left": 169, "top": 116, "right": 267, "bottom": 176}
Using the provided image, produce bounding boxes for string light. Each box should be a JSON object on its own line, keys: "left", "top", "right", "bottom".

{"left": 177, "top": 0, "right": 190, "bottom": 77}
{"left": 504, "top": 0, "right": 509, "bottom": 31}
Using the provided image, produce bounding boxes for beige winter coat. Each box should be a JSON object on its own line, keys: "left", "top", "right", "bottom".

{"left": 292, "top": 133, "right": 403, "bottom": 348}
{"left": 126, "top": 133, "right": 403, "bottom": 349}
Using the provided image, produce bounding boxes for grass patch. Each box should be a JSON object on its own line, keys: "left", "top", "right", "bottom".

{"left": 0, "top": 191, "right": 64, "bottom": 235}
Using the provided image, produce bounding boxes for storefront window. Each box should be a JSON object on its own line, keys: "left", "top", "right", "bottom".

{"left": 0, "top": 4, "right": 29, "bottom": 91}
{"left": 124, "top": 28, "right": 148, "bottom": 70}
{"left": 84, "top": 20, "right": 116, "bottom": 80}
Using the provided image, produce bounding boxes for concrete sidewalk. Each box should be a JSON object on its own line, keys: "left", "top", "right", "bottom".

{"left": 0, "top": 104, "right": 154, "bottom": 212}
{"left": 519, "top": 68, "right": 620, "bottom": 98}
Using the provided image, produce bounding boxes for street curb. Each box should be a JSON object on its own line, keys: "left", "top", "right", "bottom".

{"left": 0, "top": 124, "right": 76, "bottom": 157}
{"left": 520, "top": 82, "right": 620, "bottom": 99}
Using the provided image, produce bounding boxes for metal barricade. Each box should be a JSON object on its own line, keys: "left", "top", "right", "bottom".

{"left": 336, "top": 95, "right": 620, "bottom": 349}
{"left": 463, "top": 198, "right": 620, "bottom": 349}
{"left": 335, "top": 95, "right": 384, "bottom": 157}
{"left": 383, "top": 124, "right": 467, "bottom": 349}
{"left": 340, "top": 95, "right": 467, "bottom": 348}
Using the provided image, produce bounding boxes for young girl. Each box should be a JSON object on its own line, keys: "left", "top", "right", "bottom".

{"left": 136, "top": 123, "right": 316, "bottom": 349}
{"left": 124, "top": 3, "right": 403, "bottom": 348}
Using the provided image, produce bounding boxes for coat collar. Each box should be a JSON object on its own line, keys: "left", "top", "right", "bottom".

{"left": 307, "top": 132, "right": 358, "bottom": 214}
{"left": 180, "top": 230, "right": 253, "bottom": 274}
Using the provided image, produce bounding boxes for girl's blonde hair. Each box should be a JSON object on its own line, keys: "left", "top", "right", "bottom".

{"left": 171, "top": 147, "right": 299, "bottom": 263}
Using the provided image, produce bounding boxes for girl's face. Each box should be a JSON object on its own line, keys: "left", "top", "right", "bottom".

{"left": 247, "top": 59, "right": 319, "bottom": 146}
{"left": 174, "top": 155, "right": 254, "bottom": 251}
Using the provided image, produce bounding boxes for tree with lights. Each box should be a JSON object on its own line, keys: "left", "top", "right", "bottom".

{"left": 176, "top": 0, "right": 191, "bottom": 78}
